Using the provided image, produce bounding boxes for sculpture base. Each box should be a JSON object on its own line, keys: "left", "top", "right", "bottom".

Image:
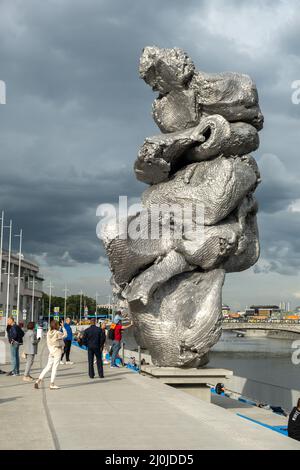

{"left": 141, "top": 366, "right": 233, "bottom": 402}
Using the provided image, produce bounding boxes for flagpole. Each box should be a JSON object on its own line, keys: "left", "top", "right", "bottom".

{"left": 0, "top": 211, "right": 4, "bottom": 300}
{"left": 15, "top": 229, "right": 22, "bottom": 325}
{"left": 63, "top": 284, "right": 69, "bottom": 322}
{"left": 5, "top": 220, "right": 12, "bottom": 327}
{"left": 47, "top": 281, "right": 53, "bottom": 329}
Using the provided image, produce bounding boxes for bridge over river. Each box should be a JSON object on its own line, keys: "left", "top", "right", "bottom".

{"left": 222, "top": 320, "right": 300, "bottom": 334}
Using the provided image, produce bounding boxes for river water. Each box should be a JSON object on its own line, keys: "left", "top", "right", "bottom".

{"left": 210, "top": 332, "right": 300, "bottom": 410}
{"left": 210, "top": 332, "right": 300, "bottom": 390}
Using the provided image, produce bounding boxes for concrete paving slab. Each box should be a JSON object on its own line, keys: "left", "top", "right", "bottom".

{"left": 1, "top": 339, "right": 300, "bottom": 450}
{"left": 212, "top": 393, "right": 288, "bottom": 427}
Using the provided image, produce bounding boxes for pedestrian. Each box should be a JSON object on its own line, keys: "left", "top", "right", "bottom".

{"left": 109, "top": 313, "right": 133, "bottom": 368}
{"left": 23, "top": 321, "right": 40, "bottom": 382}
{"left": 94, "top": 321, "right": 109, "bottom": 365}
{"left": 82, "top": 318, "right": 106, "bottom": 379}
{"left": 288, "top": 398, "right": 300, "bottom": 441}
{"left": 34, "top": 320, "right": 67, "bottom": 390}
{"left": 101, "top": 321, "right": 110, "bottom": 365}
{"left": 60, "top": 317, "right": 74, "bottom": 365}
{"left": 36, "top": 321, "right": 43, "bottom": 340}
{"left": 6, "top": 316, "right": 24, "bottom": 376}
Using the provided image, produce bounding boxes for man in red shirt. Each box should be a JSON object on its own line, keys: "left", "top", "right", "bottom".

{"left": 111, "top": 313, "right": 133, "bottom": 368}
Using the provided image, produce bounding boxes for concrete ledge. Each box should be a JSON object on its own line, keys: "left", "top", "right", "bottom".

{"left": 141, "top": 366, "right": 233, "bottom": 402}
{"left": 141, "top": 365, "right": 232, "bottom": 381}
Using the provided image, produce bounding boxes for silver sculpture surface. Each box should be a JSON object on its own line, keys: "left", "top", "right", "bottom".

{"left": 101, "top": 46, "right": 263, "bottom": 368}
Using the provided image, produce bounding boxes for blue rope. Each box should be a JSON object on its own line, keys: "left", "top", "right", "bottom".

{"left": 237, "top": 413, "right": 288, "bottom": 436}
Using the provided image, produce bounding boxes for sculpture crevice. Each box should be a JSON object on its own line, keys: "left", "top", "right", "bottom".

{"left": 101, "top": 46, "right": 263, "bottom": 368}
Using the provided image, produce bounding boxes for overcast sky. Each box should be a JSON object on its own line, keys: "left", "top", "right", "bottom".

{"left": 0, "top": 0, "right": 300, "bottom": 310}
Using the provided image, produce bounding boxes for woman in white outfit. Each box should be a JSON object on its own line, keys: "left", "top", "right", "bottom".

{"left": 34, "top": 320, "right": 66, "bottom": 390}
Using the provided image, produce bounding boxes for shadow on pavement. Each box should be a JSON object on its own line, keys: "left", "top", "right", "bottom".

{"left": 56, "top": 371, "right": 88, "bottom": 378}
{"left": 211, "top": 394, "right": 253, "bottom": 409}
{"left": 59, "top": 377, "right": 123, "bottom": 388}
{"left": 0, "top": 396, "right": 22, "bottom": 403}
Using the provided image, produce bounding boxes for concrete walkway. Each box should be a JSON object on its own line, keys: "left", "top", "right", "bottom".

{"left": 1, "top": 340, "right": 300, "bottom": 450}
{"left": 211, "top": 393, "right": 289, "bottom": 428}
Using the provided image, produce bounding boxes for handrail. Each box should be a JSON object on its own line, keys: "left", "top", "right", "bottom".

{"left": 223, "top": 319, "right": 300, "bottom": 324}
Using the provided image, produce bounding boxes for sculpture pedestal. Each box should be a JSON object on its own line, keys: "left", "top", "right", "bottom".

{"left": 141, "top": 366, "right": 233, "bottom": 403}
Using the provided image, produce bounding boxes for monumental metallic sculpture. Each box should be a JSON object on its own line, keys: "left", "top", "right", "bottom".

{"left": 101, "top": 47, "right": 263, "bottom": 368}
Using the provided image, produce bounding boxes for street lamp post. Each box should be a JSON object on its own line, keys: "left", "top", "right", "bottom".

{"left": 79, "top": 290, "right": 83, "bottom": 325}
{"left": 0, "top": 211, "right": 4, "bottom": 299}
{"left": 63, "top": 285, "right": 69, "bottom": 322}
{"left": 47, "top": 281, "right": 54, "bottom": 329}
{"left": 95, "top": 292, "right": 99, "bottom": 322}
{"left": 14, "top": 229, "right": 22, "bottom": 325}
{"left": 5, "top": 220, "right": 12, "bottom": 327}
{"left": 31, "top": 273, "right": 36, "bottom": 322}
{"left": 108, "top": 294, "right": 112, "bottom": 322}
{"left": 105, "top": 278, "right": 113, "bottom": 322}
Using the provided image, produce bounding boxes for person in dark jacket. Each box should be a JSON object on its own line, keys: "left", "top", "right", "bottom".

{"left": 82, "top": 318, "right": 106, "bottom": 379}
{"left": 60, "top": 317, "right": 74, "bottom": 365}
{"left": 288, "top": 398, "right": 300, "bottom": 441}
{"left": 6, "top": 316, "right": 24, "bottom": 376}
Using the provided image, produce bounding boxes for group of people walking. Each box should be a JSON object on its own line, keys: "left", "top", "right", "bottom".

{"left": 5, "top": 311, "right": 132, "bottom": 390}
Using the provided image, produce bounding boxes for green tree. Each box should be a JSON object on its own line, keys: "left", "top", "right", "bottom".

{"left": 42, "top": 293, "right": 64, "bottom": 316}
{"left": 63, "top": 294, "right": 96, "bottom": 318}
{"left": 42, "top": 292, "right": 108, "bottom": 319}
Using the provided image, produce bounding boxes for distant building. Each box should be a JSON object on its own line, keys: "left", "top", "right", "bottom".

{"left": 0, "top": 250, "right": 43, "bottom": 325}
{"left": 249, "top": 305, "right": 280, "bottom": 317}
{"left": 97, "top": 303, "right": 113, "bottom": 310}
{"left": 222, "top": 305, "right": 230, "bottom": 317}
{"left": 245, "top": 308, "right": 255, "bottom": 316}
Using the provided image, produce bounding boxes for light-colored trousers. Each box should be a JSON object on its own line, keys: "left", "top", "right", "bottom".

{"left": 39, "top": 353, "right": 61, "bottom": 384}
{"left": 24, "top": 354, "right": 35, "bottom": 377}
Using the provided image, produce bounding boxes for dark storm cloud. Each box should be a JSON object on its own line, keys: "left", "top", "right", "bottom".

{"left": 0, "top": 0, "right": 299, "bottom": 282}
{"left": 254, "top": 207, "right": 300, "bottom": 276}
{"left": 255, "top": 154, "right": 300, "bottom": 213}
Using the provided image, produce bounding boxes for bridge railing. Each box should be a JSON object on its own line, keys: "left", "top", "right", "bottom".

{"left": 222, "top": 318, "right": 300, "bottom": 324}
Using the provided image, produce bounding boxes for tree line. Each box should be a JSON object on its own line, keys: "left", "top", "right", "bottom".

{"left": 41, "top": 293, "right": 110, "bottom": 318}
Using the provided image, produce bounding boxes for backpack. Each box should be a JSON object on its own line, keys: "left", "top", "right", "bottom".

{"left": 13, "top": 325, "right": 24, "bottom": 345}
{"left": 18, "top": 326, "right": 25, "bottom": 343}
{"left": 108, "top": 324, "right": 116, "bottom": 340}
